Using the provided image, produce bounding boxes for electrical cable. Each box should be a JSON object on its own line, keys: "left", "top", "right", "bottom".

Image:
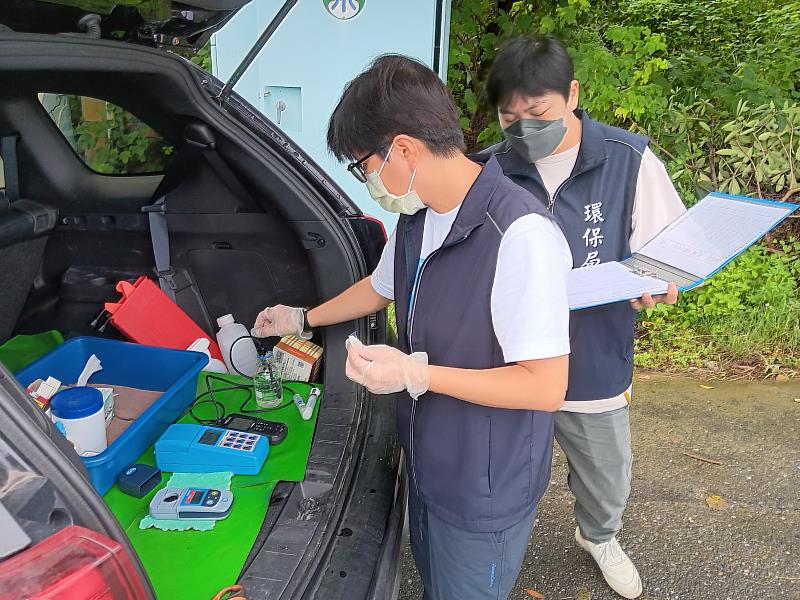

{"left": 185, "top": 334, "right": 310, "bottom": 425}
{"left": 228, "top": 334, "right": 274, "bottom": 377}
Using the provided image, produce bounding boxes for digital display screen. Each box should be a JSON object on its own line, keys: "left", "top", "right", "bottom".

{"left": 228, "top": 417, "right": 253, "bottom": 431}
{"left": 188, "top": 491, "right": 203, "bottom": 505}
{"left": 198, "top": 430, "right": 222, "bottom": 445}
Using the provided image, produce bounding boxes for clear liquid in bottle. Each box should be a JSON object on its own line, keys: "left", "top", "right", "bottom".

{"left": 253, "top": 351, "right": 283, "bottom": 408}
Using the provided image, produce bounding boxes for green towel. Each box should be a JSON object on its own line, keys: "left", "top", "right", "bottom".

{"left": 1, "top": 330, "right": 64, "bottom": 373}
{"left": 139, "top": 472, "right": 233, "bottom": 532}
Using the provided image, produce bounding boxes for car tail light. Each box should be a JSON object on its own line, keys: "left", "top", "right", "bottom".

{"left": 0, "top": 525, "right": 149, "bottom": 600}
{"left": 362, "top": 214, "right": 387, "bottom": 241}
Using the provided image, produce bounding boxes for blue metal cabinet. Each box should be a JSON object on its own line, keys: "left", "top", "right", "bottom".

{"left": 212, "top": 0, "right": 452, "bottom": 228}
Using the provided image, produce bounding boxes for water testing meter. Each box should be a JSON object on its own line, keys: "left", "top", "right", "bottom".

{"left": 155, "top": 424, "right": 269, "bottom": 475}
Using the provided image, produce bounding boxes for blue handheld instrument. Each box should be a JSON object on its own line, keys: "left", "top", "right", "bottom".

{"left": 149, "top": 487, "right": 234, "bottom": 520}
{"left": 155, "top": 424, "right": 269, "bottom": 474}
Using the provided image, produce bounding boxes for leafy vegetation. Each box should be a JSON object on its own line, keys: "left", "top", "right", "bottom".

{"left": 190, "top": 43, "right": 213, "bottom": 73}
{"left": 67, "top": 96, "right": 173, "bottom": 175}
{"left": 448, "top": 0, "right": 800, "bottom": 376}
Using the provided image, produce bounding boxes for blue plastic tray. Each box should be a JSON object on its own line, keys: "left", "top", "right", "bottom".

{"left": 16, "top": 337, "right": 206, "bottom": 494}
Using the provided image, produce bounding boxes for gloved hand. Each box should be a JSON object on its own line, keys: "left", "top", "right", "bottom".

{"left": 345, "top": 336, "right": 429, "bottom": 399}
{"left": 252, "top": 305, "right": 310, "bottom": 339}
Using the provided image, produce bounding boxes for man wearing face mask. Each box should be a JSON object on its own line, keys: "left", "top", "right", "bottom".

{"left": 473, "top": 35, "right": 687, "bottom": 599}
{"left": 255, "top": 54, "right": 575, "bottom": 599}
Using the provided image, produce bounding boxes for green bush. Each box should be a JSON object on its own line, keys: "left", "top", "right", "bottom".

{"left": 190, "top": 43, "right": 213, "bottom": 72}
{"left": 68, "top": 97, "right": 173, "bottom": 175}
{"left": 570, "top": 25, "right": 669, "bottom": 124}
{"left": 646, "top": 98, "right": 800, "bottom": 204}
{"left": 637, "top": 243, "right": 800, "bottom": 370}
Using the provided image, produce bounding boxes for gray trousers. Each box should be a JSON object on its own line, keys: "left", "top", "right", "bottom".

{"left": 554, "top": 405, "right": 633, "bottom": 544}
{"left": 408, "top": 484, "right": 538, "bottom": 600}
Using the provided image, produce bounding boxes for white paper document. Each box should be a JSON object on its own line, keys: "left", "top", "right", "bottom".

{"left": 637, "top": 194, "right": 792, "bottom": 279}
{"left": 568, "top": 262, "right": 669, "bottom": 310}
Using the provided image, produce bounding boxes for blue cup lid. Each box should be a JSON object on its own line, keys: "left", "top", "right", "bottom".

{"left": 50, "top": 386, "right": 104, "bottom": 420}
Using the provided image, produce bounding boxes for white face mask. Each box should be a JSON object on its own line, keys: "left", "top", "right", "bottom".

{"left": 364, "top": 144, "right": 425, "bottom": 215}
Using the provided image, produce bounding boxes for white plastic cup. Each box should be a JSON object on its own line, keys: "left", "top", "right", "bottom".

{"left": 50, "top": 387, "right": 108, "bottom": 457}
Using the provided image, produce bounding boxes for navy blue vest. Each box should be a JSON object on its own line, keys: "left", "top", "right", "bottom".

{"left": 473, "top": 111, "right": 648, "bottom": 401}
{"left": 394, "top": 156, "right": 558, "bottom": 532}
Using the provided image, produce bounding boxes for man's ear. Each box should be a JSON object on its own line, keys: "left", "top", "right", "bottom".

{"left": 392, "top": 135, "right": 421, "bottom": 170}
{"left": 567, "top": 80, "right": 580, "bottom": 111}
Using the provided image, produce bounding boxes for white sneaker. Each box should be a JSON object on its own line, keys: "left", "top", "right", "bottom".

{"left": 575, "top": 527, "right": 643, "bottom": 599}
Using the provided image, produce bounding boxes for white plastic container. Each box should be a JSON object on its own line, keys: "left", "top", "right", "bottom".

{"left": 50, "top": 387, "right": 108, "bottom": 457}
{"left": 216, "top": 314, "right": 258, "bottom": 377}
{"left": 187, "top": 338, "right": 229, "bottom": 374}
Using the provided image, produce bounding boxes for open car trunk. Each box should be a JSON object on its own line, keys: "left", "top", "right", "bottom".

{"left": 0, "top": 33, "right": 401, "bottom": 599}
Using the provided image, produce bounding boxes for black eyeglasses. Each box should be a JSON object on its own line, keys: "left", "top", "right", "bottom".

{"left": 347, "top": 151, "right": 376, "bottom": 183}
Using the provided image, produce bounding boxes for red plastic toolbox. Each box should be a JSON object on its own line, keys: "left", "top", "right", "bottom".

{"left": 104, "top": 276, "right": 222, "bottom": 360}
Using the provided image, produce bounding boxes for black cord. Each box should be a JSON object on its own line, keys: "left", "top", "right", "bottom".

{"left": 187, "top": 373, "right": 250, "bottom": 424}
{"left": 186, "top": 373, "right": 300, "bottom": 425}
{"left": 229, "top": 334, "right": 284, "bottom": 399}
{"left": 228, "top": 335, "right": 257, "bottom": 378}
{"left": 228, "top": 334, "right": 278, "bottom": 378}
{"left": 185, "top": 334, "right": 311, "bottom": 425}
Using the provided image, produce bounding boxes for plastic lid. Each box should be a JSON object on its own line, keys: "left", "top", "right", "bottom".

{"left": 50, "top": 387, "right": 104, "bottom": 420}
{"left": 217, "top": 314, "right": 235, "bottom": 328}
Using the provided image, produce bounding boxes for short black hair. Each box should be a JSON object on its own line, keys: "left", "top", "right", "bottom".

{"left": 486, "top": 35, "right": 575, "bottom": 109}
{"left": 327, "top": 54, "right": 465, "bottom": 162}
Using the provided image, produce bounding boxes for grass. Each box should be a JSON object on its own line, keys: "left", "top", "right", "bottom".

{"left": 635, "top": 297, "right": 800, "bottom": 377}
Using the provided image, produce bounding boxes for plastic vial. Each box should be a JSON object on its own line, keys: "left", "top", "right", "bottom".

{"left": 253, "top": 352, "right": 283, "bottom": 408}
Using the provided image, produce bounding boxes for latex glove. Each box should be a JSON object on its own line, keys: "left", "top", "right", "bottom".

{"left": 345, "top": 336, "right": 429, "bottom": 399}
{"left": 253, "top": 305, "right": 307, "bottom": 338}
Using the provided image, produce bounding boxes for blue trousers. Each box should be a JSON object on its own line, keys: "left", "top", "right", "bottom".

{"left": 408, "top": 484, "right": 538, "bottom": 600}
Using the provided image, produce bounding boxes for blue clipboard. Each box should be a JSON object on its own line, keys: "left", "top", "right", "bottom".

{"left": 568, "top": 192, "right": 799, "bottom": 311}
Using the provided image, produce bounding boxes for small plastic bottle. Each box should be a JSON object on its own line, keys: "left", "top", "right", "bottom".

{"left": 253, "top": 351, "right": 283, "bottom": 408}
{"left": 216, "top": 314, "right": 258, "bottom": 377}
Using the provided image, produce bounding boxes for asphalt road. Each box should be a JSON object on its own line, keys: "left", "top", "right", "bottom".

{"left": 398, "top": 375, "right": 800, "bottom": 600}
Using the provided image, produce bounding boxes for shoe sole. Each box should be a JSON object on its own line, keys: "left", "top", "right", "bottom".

{"left": 575, "top": 528, "right": 643, "bottom": 599}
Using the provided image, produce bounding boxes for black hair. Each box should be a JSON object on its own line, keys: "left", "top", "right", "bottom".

{"left": 327, "top": 54, "right": 465, "bottom": 162}
{"left": 485, "top": 34, "right": 575, "bottom": 109}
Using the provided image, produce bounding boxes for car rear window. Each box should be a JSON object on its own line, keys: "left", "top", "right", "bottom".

{"left": 39, "top": 94, "right": 173, "bottom": 175}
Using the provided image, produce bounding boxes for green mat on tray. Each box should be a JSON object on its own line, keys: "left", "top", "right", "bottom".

{"left": 103, "top": 373, "right": 321, "bottom": 600}
{"left": 0, "top": 330, "right": 64, "bottom": 373}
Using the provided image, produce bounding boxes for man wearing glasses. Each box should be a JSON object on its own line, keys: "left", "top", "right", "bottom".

{"left": 254, "top": 55, "right": 572, "bottom": 599}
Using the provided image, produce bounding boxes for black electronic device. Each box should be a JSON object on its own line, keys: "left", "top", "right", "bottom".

{"left": 117, "top": 464, "right": 162, "bottom": 498}
{"left": 217, "top": 413, "right": 288, "bottom": 445}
